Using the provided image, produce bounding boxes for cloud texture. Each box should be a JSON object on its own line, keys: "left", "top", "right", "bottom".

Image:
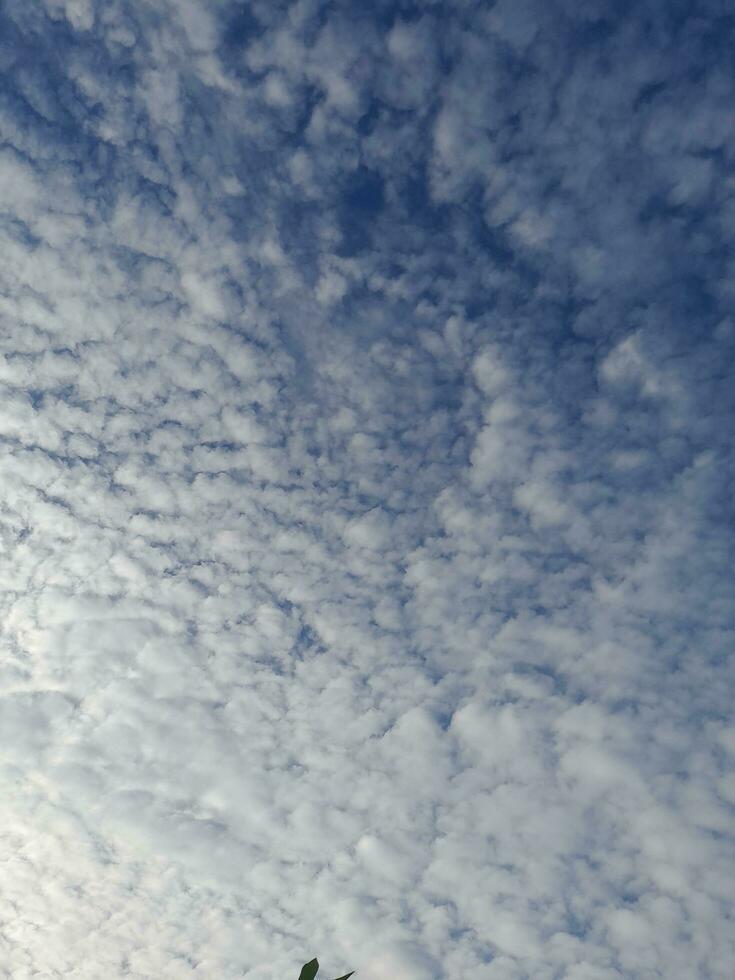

{"left": 0, "top": 1, "right": 733, "bottom": 977}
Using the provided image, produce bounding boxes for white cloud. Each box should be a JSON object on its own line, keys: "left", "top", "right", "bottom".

{"left": 0, "top": 1, "right": 732, "bottom": 978}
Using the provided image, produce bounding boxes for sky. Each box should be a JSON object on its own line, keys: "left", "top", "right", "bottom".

{"left": 0, "top": 0, "right": 734, "bottom": 978}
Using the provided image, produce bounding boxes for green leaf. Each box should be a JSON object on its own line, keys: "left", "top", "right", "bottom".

{"left": 298, "top": 959, "right": 320, "bottom": 980}
{"left": 330, "top": 973, "right": 355, "bottom": 980}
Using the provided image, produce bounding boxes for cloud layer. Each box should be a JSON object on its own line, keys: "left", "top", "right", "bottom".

{"left": 1, "top": 1, "right": 733, "bottom": 978}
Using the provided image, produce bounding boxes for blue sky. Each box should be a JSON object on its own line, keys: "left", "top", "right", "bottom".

{"left": 0, "top": 1, "right": 733, "bottom": 978}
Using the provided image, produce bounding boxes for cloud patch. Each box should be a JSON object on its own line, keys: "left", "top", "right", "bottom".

{"left": 0, "top": 1, "right": 733, "bottom": 978}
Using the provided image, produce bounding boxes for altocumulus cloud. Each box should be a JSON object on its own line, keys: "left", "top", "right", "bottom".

{"left": 0, "top": 0, "right": 734, "bottom": 977}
